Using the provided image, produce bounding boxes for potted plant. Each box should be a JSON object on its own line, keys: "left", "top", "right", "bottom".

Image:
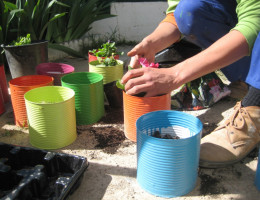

{"left": 88, "top": 41, "right": 124, "bottom": 62}
{"left": 117, "top": 58, "right": 171, "bottom": 142}
{"left": 1, "top": 0, "right": 68, "bottom": 78}
{"left": 2, "top": 33, "right": 47, "bottom": 78}
{"left": 89, "top": 55, "right": 124, "bottom": 108}
{"left": 89, "top": 55, "right": 124, "bottom": 84}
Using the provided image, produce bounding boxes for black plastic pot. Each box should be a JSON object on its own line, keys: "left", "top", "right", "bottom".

{"left": 104, "top": 81, "right": 123, "bottom": 108}
{"left": 2, "top": 41, "right": 48, "bottom": 78}
{"left": 0, "top": 142, "right": 88, "bottom": 200}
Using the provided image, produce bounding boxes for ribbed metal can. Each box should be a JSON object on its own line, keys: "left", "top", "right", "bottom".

{"left": 255, "top": 148, "right": 260, "bottom": 191}
{"left": 88, "top": 52, "right": 120, "bottom": 63}
{"left": 0, "top": 88, "right": 5, "bottom": 115}
{"left": 0, "top": 64, "right": 10, "bottom": 103}
{"left": 24, "top": 86, "right": 77, "bottom": 149}
{"left": 9, "top": 75, "right": 54, "bottom": 127}
{"left": 61, "top": 72, "right": 104, "bottom": 125}
{"left": 123, "top": 92, "right": 171, "bottom": 142}
{"left": 136, "top": 110, "right": 203, "bottom": 197}
{"left": 88, "top": 60, "right": 123, "bottom": 84}
{"left": 36, "top": 62, "right": 74, "bottom": 86}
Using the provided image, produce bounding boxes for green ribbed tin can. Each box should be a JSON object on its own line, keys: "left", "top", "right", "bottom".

{"left": 24, "top": 86, "right": 77, "bottom": 149}
{"left": 61, "top": 72, "right": 104, "bottom": 125}
{"left": 88, "top": 60, "right": 123, "bottom": 84}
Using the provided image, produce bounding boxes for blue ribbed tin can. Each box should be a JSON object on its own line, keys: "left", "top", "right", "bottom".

{"left": 136, "top": 110, "right": 203, "bottom": 198}
{"left": 255, "top": 148, "right": 260, "bottom": 191}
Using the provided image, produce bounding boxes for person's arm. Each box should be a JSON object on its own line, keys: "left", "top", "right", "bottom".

{"left": 233, "top": 0, "right": 260, "bottom": 54}
{"left": 122, "top": 30, "right": 249, "bottom": 97}
{"left": 128, "top": 21, "right": 181, "bottom": 68}
{"left": 127, "top": 22, "right": 181, "bottom": 68}
{"left": 127, "top": 0, "right": 181, "bottom": 68}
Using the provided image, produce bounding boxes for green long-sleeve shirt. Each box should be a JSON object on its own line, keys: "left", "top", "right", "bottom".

{"left": 167, "top": 0, "right": 260, "bottom": 53}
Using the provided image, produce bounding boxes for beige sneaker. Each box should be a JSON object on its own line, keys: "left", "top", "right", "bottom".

{"left": 199, "top": 101, "right": 260, "bottom": 168}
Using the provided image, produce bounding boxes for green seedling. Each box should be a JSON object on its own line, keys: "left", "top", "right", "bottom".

{"left": 11, "top": 34, "right": 31, "bottom": 46}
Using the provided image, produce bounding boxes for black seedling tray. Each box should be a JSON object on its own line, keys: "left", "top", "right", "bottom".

{"left": 0, "top": 142, "right": 88, "bottom": 200}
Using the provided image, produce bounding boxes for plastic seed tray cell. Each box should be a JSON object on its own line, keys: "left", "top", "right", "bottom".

{"left": 0, "top": 142, "right": 88, "bottom": 200}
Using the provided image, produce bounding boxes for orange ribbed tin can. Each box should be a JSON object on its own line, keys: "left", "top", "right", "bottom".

{"left": 9, "top": 75, "right": 54, "bottom": 127}
{"left": 0, "top": 88, "right": 5, "bottom": 115}
{"left": 123, "top": 91, "right": 171, "bottom": 142}
{"left": 0, "top": 64, "right": 10, "bottom": 103}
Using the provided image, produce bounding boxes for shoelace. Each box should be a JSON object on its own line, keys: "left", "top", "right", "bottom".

{"left": 216, "top": 102, "right": 256, "bottom": 147}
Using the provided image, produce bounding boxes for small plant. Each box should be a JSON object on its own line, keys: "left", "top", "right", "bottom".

{"left": 10, "top": 34, "right": 31, "bottom": 46}
{"left": 97, "top": 55, "right": 119, "bottom": 67}
{"left": 89, "top": 40, "right": 124, "bottom": 57}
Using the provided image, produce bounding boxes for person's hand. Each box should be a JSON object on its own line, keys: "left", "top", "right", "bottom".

{"left": 127, "top": 21, "right": 181, "bottom": 68}
{"left": 121, "top": 67, "right": 178, "bottom": 97}
{"left": 127, "top": 39, "right": 157, "bottom": 69}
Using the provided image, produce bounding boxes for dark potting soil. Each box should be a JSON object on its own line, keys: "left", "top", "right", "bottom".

{"left": 100, "top": 106, "right": 124, "bottom": 124}
{"left": 90, "top": 126, "right": 126, "bottom": 154}
{"left": 94, "top": 106, "right": 125, "bottom": 153}
{"left": 152, "top": 131, "right": 180, "bottom": 139}
{"left": 98, "top": 108, "right": 126, "bottom": 153}
{"left": 199, "top": 171, "right": 227, "bottom": 195}
{"left": 76, "top": 106, "right": 125, "bottom": 154}
{"left": 202, "top": 123, "right": 218, "bottom": 138}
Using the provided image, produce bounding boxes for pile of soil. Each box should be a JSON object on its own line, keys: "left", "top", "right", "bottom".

{"left": 76, "top": 106, "right": 126, "bottom": 154}
{"left": 90, "top": 126, "right": 125, "bottom": 154}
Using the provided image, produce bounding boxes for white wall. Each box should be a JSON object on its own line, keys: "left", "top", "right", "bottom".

{"left": 87, "top": 2, "right": 168, "bottom": 42}
{"left": 49, "top": 2, "right": 168, "bottom": 60}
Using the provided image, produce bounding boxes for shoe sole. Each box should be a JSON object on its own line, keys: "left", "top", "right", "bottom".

{"left": 199, "top": 145, "right": 259, "bottom": 168}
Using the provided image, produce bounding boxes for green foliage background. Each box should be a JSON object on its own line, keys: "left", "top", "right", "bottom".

{"left": 0, "top": 0, "right": 116, "bottom": 59}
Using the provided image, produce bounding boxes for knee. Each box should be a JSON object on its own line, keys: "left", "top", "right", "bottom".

{"left": 174, "top": 0, "right": 205, "bottom": 36}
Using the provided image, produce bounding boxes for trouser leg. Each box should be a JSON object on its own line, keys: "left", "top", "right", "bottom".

{"left": 174, "top": 0, "right": 251, "bottom": 82}
{"left": 242, "top": 33, "right": 260, "bottom": 106}
{"left": 245, "top": 33, "right": 260, "bottom": 89}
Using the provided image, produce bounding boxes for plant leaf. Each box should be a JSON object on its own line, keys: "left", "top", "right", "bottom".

{"left": 116, "top": 79, "right": 125, "bottom": 91}
{"left": 39, "top": 12, "right": 67, "bottom": 40}
{"left": 3, "top": 1, "right": 17, "bottom": 10}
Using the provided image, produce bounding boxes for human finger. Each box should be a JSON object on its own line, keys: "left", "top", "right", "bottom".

{"left": 127, "top": 44, "right": 141, "bottom": 57}
{"left": 121, "top": 68, "right": 145, "bottom": 84}
{"left": 125, "top": 81, "right": 158, "bottom": 97}
{"left": 124, "top": 78, "right": 150, "bottom": 96}
{"left": 124, "top": 73, "right": 147, "bottom": 92}
{"left": 129, "top": 55, "right": 142, "bottom": 69}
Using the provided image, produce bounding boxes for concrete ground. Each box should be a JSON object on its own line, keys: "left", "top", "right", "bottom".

{"left": 0, "top": 45, "right": 259, "bottom": 200}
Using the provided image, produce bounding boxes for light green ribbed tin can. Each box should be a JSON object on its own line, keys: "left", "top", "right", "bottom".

{"left": 24, "top": 86, "right": 77, "bottom": 149}
{"left": 88, "top": 60, "right": 123, "bottom": 84}
{"left": 61, "top": 72, "right": 104, "bottom": 125}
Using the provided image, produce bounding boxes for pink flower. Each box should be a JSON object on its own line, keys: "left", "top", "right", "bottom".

{"left": 139, "top": 58, "right": 159, "bottom": 68}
